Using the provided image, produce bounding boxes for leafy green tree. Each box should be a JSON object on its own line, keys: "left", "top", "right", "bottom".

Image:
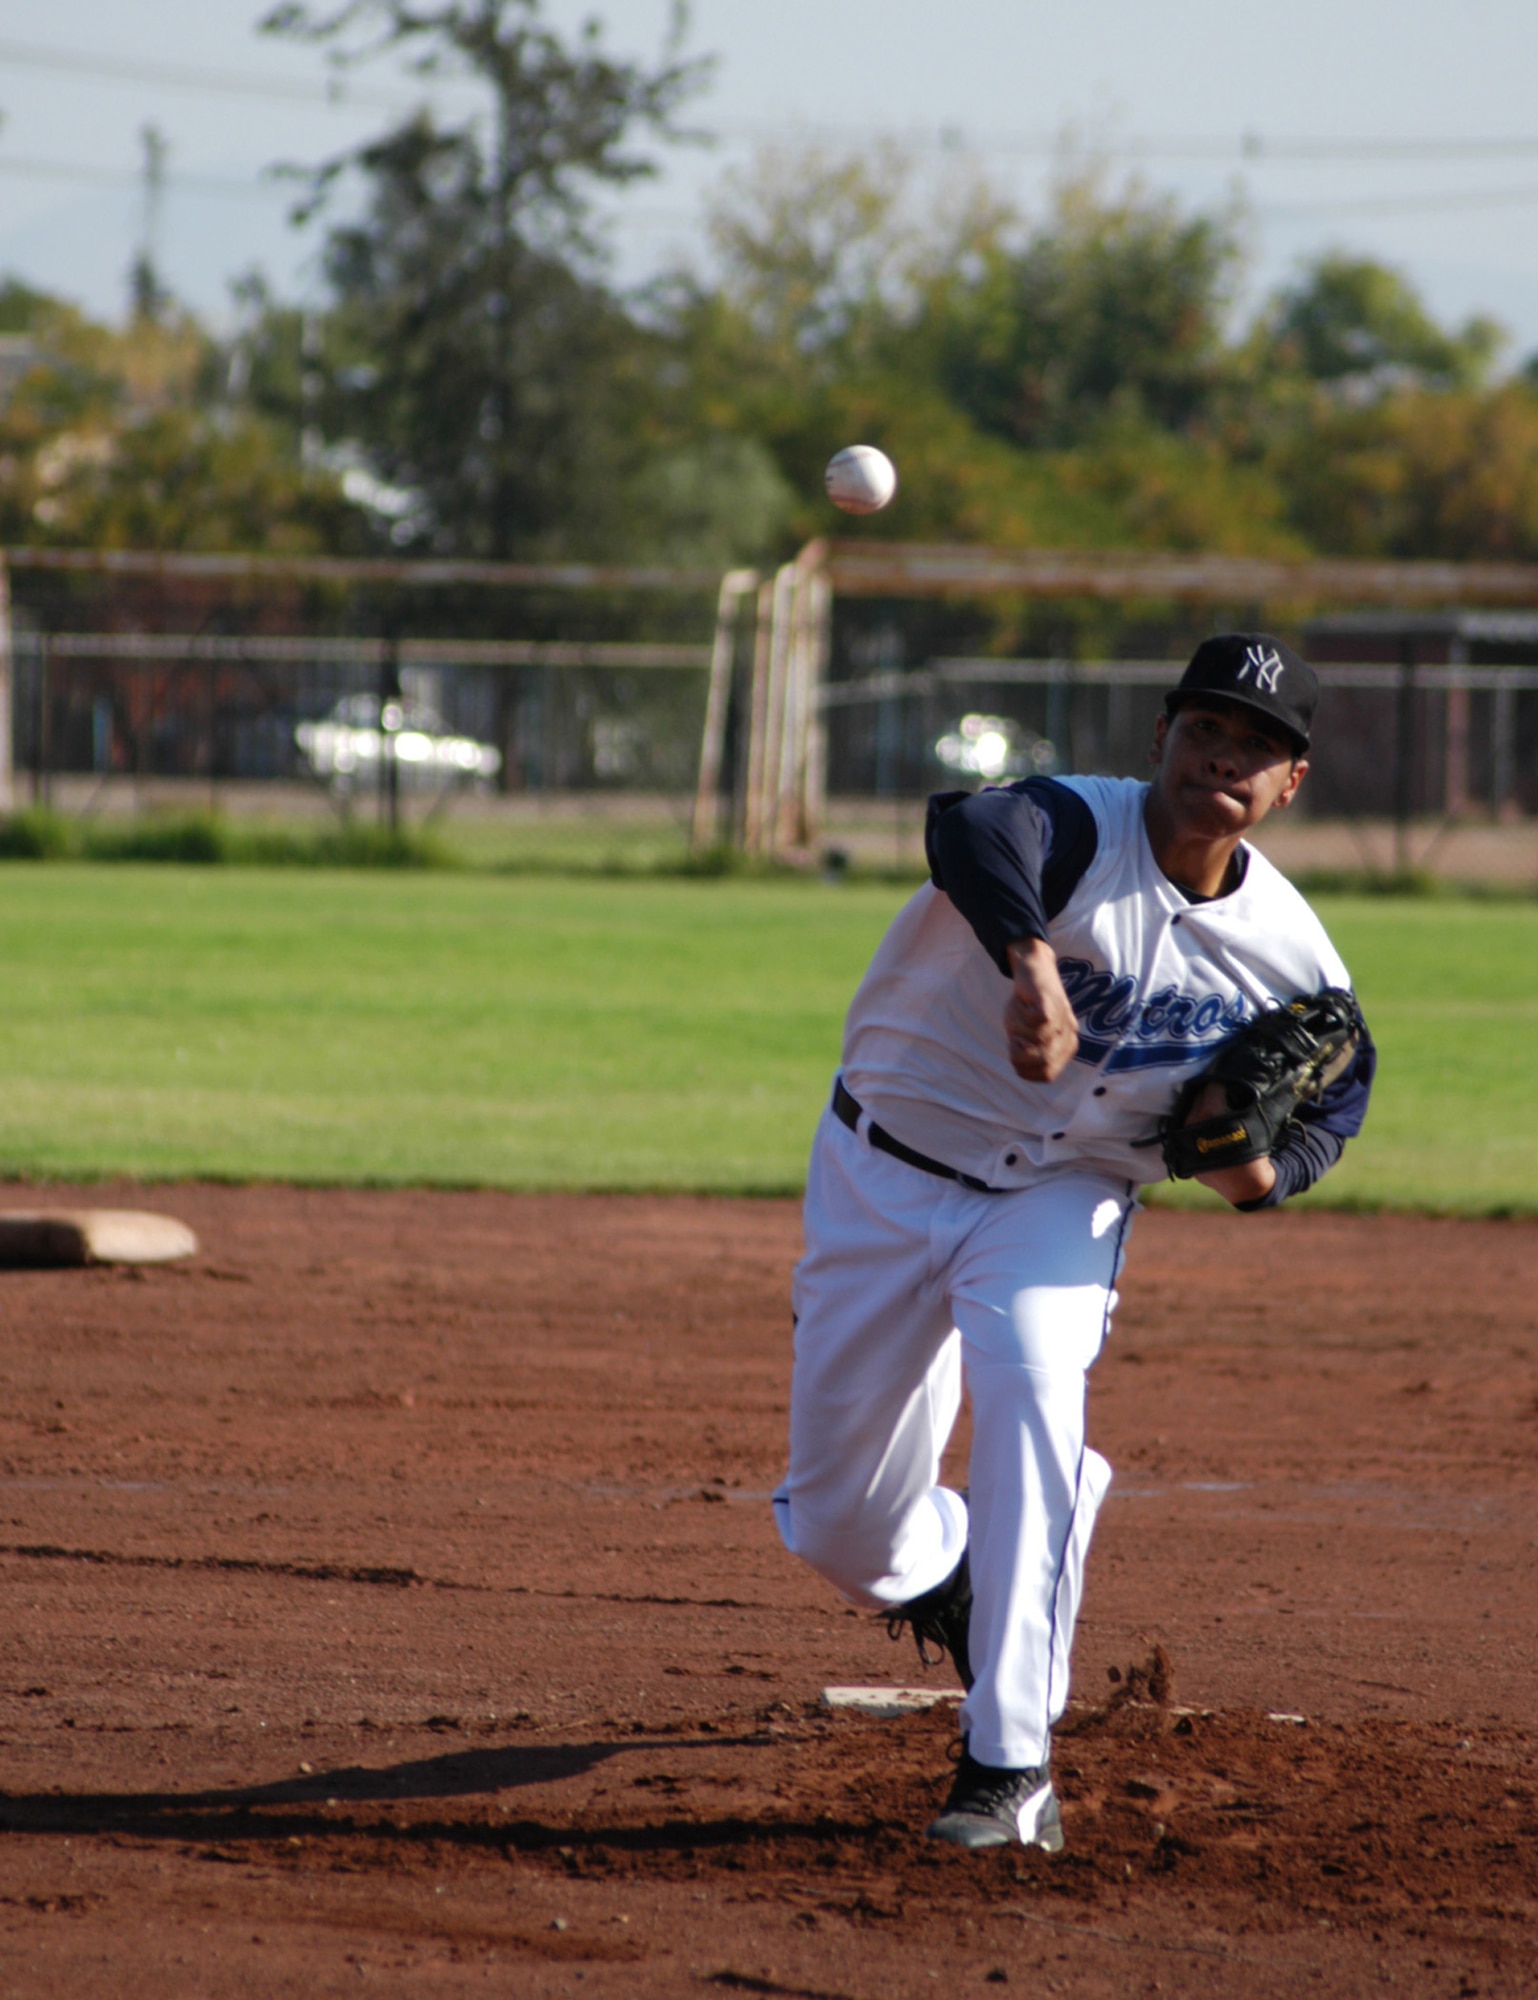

{"left": 668, "top": 149, "right": 1297, "bottom": 553}
{"left": 262, "top": 0, "right": 710, "bottom": 559}
{"left": 695, "top": 143, "right": 939, "bottom": 374}
{"left": 0, "top": 281, "right": 355, "bottom": 552}
{"left": 921, "top": 169, "right": 1244, "bottom": 449}
{"left": 0, "top": 276, "right": 57, "bottom": 337}
{"left": 662, "top": 148, "right": 1042, "bottom": 543}
{"left": 1275, "top": 381, "right": 1538, "bottom": 560}
{"left": 1262, "top": 253, "right": 1503, "bottom": 394}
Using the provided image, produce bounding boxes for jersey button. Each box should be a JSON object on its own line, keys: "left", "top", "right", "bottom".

{"left": 1093, "top": 1086, "right": 1107, "bottom": 1097}
{"left": 1051, "top": 1130, "right": 1065, "bottom": 1140}
{"left": 1005, "top": 1152, "right": 1018, "bottom": 1166}
{"left": 1171, "top": 914, "right": 1182, "bottom": 925}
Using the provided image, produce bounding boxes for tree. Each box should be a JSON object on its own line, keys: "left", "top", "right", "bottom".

{"left": 922, "top": 169, "right": 1245, "bottom": 449}
{"left": 695, "top": 143, "right": 942, "bottom": 373}
{"left": 1274, "top": 381, "right": 1538, "bottom": 561}
{"left": 262, "top": 0, "right": 710, "bottom": 559}
{"left": 667, "top": 148, "right": 1297, "bottom": 553}
{"left": 1261, "top": 253, "right": 1503, "bottom": 394}
{"left": 0, "top": 280, "right": 360, "bottom": 554}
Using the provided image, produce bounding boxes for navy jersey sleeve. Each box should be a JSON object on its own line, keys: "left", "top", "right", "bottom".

{"left": 925, "top": 778, "right": 1100, "bottom": 974}
{"left": 1236, "top": 1017, "right": 1377, "bottom": 1210}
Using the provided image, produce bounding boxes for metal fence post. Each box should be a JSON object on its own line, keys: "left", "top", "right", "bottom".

{"left": 770, "top": 540, "right": 829, "bottom": 855}
{"left": 1491, "top": 672, "right": 1516, "bottom": 820}
{"left": 741, "top": 580, "right": 775, "bottom": 857}
{"left": 690, "top": 568, "right": 757, "bottom": 855}
{"left": 32, "top": 632, "right": 51, "bottom": 806}
{"left": 1444, "top": 635, "right": 1469, "bottom": 820}
{"left": 379, "top": 628, "right": 402, "bottom": 833}
{"left": 798, "top": 567, "right": 833, "bottom": 850}
{"left": 1394, "top": 639, "right": 1417, "bottom": 873}
{"left": 1045, "top": 656, "right": 1072, "bottom": 773}
{"left": 773, "top": 564, "right": 810, "bottom": 853}
{"left": 755, "top": 563, "right": 797, "bottom": 858}
{"left": 0, "top": 557, "right": 13, "bottom": 813}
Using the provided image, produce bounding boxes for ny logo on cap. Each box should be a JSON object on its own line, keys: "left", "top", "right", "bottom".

{"left": 1238, "top": 643, "right": 1284, "bottom": 693}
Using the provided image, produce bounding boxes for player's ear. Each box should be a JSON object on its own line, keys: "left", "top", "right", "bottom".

{"left": 1277, "top": 757, "right": 1309, "bottom": 808}
{"left": 1150, "top": 711, "right": 1170, "bottom": 765}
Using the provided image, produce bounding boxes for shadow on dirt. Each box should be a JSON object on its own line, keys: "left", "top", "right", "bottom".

{"left": 0, "top": 1733, "right": 882, "bottom": 1861}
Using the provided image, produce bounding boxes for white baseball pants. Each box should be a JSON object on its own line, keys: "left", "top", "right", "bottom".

{"left": 773, "top": 1103, "right": 1133, "bottom": 1769}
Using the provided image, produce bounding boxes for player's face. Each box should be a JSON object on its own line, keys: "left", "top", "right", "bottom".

{"left": 1150, "top": 700, "right": 1307, "bottom": 840}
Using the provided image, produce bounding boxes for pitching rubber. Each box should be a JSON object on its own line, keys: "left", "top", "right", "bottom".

{"left": 821, "top": 1686, "right": 965, "bottom": 1717}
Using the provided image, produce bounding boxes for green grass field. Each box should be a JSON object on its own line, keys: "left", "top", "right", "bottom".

{"left": 0, "top": 865, "right": 1533, "bottom": 1209}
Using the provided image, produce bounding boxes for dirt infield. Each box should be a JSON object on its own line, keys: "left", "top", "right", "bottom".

{"left": 1, "top": 1184, "right": 1535, "bottom": 1999}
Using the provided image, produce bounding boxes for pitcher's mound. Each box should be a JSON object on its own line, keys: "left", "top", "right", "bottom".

{"left": 0, "top": 1210, "right": 199, "bottom": 1267}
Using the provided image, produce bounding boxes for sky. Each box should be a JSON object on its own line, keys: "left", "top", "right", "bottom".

{"left": 1, "top": 0, "right": 1537, "bottom": 361}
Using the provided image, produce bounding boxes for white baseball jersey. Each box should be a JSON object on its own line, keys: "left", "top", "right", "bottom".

{"left": 841, "top": 774, "right": 1351, "bottom": 1189}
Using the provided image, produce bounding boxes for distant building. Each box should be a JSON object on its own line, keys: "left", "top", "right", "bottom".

{"left": 1305, "top": 611, "right": 1538, "bottom": 820}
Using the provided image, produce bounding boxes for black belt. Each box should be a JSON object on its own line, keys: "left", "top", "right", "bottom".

{"left": 832, "top": 1078, "right": 1004, "bottom": 1194}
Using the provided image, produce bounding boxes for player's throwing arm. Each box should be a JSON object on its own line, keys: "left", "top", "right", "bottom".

{"left": 1003, "top": 938, "right": 1079, "bottom": 1083}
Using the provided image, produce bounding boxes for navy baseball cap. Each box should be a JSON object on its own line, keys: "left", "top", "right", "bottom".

{"left": 1164, "top": 633, "right": 1318, "bottom": 754}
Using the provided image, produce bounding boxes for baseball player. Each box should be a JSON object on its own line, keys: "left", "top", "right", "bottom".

{"left": 773, "top": 634, "right": 1375, "bottom": 1850}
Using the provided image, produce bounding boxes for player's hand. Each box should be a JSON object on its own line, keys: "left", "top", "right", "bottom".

{"left": 1183, "top": 1081, "right": 1279, "bottom": 1206}
{"left": 1003, "top": 937, "right": 1079, "bottom": 1083}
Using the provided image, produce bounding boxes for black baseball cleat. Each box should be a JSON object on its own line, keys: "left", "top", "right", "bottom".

{"left": 883, "top": 1545, "right": 974, "bottom": 1689}
{"left": 925, "top": 1749, "right": 1064, "bottom": 1852}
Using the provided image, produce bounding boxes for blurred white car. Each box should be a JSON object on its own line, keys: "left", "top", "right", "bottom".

{"left": 295, "top": 692, "right": 501, "bottom": 788}
{"left": 934, "top": 712, "right": 1056, "bottom": 783}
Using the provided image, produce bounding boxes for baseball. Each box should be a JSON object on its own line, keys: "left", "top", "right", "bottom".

{"left": 825, "top": 444, "right": 898, "bottom": 516}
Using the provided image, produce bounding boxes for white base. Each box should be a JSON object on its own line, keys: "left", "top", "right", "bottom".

{"left": 0, "top": 1210, "right": 199, "bottom": 1267}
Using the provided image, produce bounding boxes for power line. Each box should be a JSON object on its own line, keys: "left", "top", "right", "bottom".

{"left": 1262, "top": 186, "right": 1538, "bottom": 220}
{"left": 0, "top": 34, "right": 457, "bottom": 110}
{"left": 961, "top": 132, "right": 1538, "bottom": 163}
{"left": 2, "top": 36, "right": 1537, "bottom": 164}
{"left": 1237, "top": 135, "right": 1538, "bottom": 162}
{"left": 616, "top": 188, "right": 1538, "bottom": 229}
{"left": 6, "top": 149, "right": 1538, "bottom": 224}
{"left": 722, "top": 123, "right": 1538, "bottom": 164}
{"left": 0, "top": 155, "right": 288, "bottom": 201}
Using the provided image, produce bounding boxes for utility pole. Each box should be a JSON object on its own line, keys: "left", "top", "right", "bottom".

{"left": 130, "top": 124, "right": 168, "bottom": 322}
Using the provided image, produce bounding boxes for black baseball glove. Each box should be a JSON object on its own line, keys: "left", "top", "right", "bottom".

{"left": 1159, "top": 988, "right": 1364, "bottom": 1180}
